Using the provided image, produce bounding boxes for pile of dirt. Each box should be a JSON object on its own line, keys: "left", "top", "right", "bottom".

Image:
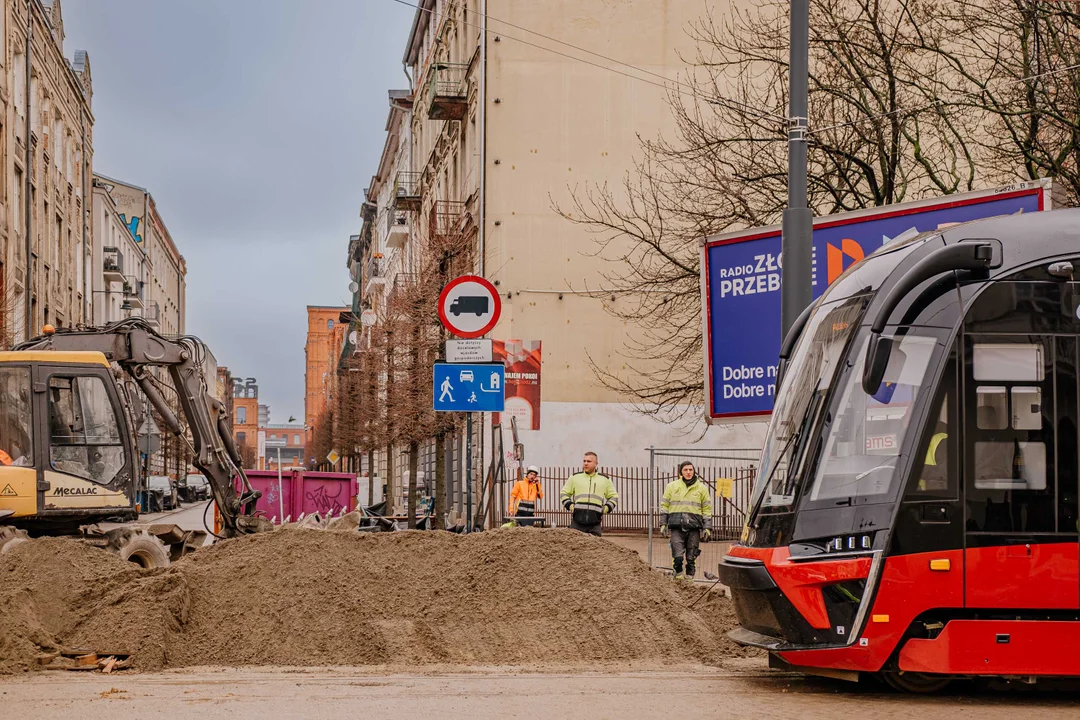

{"left": 1, "top": 528, "right": 749, "bottom": 673}
{"left": 0, "top": 538, "right": 135, "bottom": 673}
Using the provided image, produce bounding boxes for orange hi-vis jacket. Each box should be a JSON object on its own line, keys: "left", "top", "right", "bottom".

{"left": 509, "top": 478, "right": 543, "bottom": 516}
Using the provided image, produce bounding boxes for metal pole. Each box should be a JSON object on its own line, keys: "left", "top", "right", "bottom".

{"left": 781, "top": 0, "right": 812, "bottom": 338}
{"left": 465, "top": 412, "right": 473, "bottom": 533}
{"left": 23, "top": 3, "right": 33, "bottom": 341}
{"left": 276, "top": 446, "right": 284, "bottom": 524}
{"left": 647, "top": 447, "right": 655, "bottom": 568}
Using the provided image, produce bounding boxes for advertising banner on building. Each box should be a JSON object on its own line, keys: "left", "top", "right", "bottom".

{"left": 701, "top": 180, "right": 1056, "bottom": 422}
{"left": 493, "top": 340, "right": 542, "bottom": 430}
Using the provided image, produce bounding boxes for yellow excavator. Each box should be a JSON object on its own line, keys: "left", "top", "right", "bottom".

{"left": 0, "top": 318, "right": 272, "bottom": 566}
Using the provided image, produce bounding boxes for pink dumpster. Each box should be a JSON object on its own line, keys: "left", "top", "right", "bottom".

{"left": 237, "top": 470, "right": 357, "bottom": 524}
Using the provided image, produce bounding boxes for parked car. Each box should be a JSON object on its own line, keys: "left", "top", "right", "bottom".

{"left": 147, "top": 476, "right": 178, "bottom": 511}
{"left": 180, "top": 473, "right": 210, "bottom": 502}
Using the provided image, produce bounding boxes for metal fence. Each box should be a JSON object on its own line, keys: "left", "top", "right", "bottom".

{"left": 494, "top": 448, "right": 761, "bottom": 578}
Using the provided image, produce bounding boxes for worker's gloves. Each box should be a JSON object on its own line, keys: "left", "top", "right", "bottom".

{"left": 661, "top": 524, "right": 670, "bottom": 538}
{"left": 702, "top": 528, "right": 712, "bottom": 542}
{"left": 562, "top": 500, "right": 573, "bottom": 511}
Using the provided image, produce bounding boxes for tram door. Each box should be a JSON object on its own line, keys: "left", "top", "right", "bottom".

{"left": 963, "top": 334, "right": 1079, "bottom": 609}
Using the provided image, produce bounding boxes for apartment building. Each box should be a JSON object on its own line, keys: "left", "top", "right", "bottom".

{"left": 2, "top": 0, "right": 94, "bottom": 344}
{"left": 90, "top": 178, "right": 147, "bottom": 324}
{"left": 344, "top": 1, "right": 721, "bottom": 519}
{"left": 92, "top": 173, "right": 186, "bottom": 337}
{"left": 304, "top": 306, "right": 349, "bottom": 450}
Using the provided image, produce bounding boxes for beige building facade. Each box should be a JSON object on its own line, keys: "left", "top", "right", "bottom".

{"left": 2, "top": 0, "right": 94, "bottom": 344}
{"left": 351, "top": 1, "right": 744, "bottom": 478}
{"left": 93, "top": 173, "right": 186, "bottom": 337}
{"left": 90, "top": 178, "right": 147, "bottom": 324}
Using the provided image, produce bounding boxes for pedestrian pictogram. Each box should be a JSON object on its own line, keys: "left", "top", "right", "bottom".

{"left": 438, "top": 275, "right": 501, "bottom": 339}
{"left": 439, "top": 375, "right": 454, "bottom": 403}
{"left": 0, "top": 484, "right": 16, "bottom": 497}
{"left": 433, "top": 362, "right": 505, "bottom": 412}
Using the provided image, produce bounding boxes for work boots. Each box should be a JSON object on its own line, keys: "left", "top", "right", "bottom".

{"left": 684, "top": 561, "right": 697, "bottom": 582}
{"left": 672, "top": 556, "right": 685, "bottom": 580}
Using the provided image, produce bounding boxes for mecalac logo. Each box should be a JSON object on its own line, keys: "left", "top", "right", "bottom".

{"left": 826, "top": 238, "right": 866, "bottom": 284}
{"left": 53, "top": 486, "right": 98, "bottom": 496}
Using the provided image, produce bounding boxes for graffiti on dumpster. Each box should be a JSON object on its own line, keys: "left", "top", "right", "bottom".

{"left": 305, "top": 483, "right": 346, "bottom": 516}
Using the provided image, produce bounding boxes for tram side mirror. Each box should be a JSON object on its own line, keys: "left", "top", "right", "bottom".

{"left": 862, "top": 334, "right": 893, "bottom": 396}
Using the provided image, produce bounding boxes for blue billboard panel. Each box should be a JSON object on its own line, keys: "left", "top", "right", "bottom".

{"left": 703, "top": 184, "right": 1050, "bottom": 420}
{"left": 434, "top": 363, "right": 505, "bottom": 412}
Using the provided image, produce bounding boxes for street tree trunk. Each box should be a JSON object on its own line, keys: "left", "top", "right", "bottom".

{"left": 434, "top": 431, "right": 446, "bottom": 530}
{"left": 367, "top": 448, "right": 375, "bottom": 507}
{"left": 407, "top": 440, "right": 419, "bottom": 529}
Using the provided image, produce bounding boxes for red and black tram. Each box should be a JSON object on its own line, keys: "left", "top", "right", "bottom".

{"left": 719, "top": 207, "right": 1080, "bottom": 691}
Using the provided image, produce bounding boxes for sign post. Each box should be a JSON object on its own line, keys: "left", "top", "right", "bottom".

{"left": 433, "top": 363, "right": 505, "bottom": 413}
{"left": 438, "top": 275, "right": 501, "bottom": 339}
{"left": 437, "top": 275, "right": 503, "bottom": 534}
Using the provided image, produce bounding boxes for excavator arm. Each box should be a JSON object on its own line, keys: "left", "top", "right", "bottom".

{"left": 16, "top": 318, "right": 270, "bottom": 538}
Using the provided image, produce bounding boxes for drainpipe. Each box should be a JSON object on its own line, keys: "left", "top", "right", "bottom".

{"left": 478, "top": 0, "right": 487, "bottom": 278}
{"left": 80, "top": 109, "right": 88, "bottom": 325}
{"left": 23, "top": 1, "right": 33, "bottom": 340}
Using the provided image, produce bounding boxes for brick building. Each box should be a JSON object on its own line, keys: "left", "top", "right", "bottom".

{"left": 304, "top": 305, "right": 348, "bottom": 450}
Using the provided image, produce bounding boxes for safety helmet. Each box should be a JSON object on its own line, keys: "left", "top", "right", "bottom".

{"left": 526, "top": 465, "right": 540, "bottom": 476}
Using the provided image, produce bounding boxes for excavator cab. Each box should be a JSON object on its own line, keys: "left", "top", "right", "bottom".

{"left": 0, "top": 351, "right": 138, "bottom": 532}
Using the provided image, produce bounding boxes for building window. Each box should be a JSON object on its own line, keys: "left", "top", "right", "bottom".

{"left": 294, "top": 434, "right": 300, "bottom": 445}
{"left": 327, "top": 319, "right": 334, "bottom": 330}
{"left": 236, "top": 407, "right": 247, "bottom": 424}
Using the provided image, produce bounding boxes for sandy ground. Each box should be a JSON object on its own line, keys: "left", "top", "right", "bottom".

{"left": 4, "top": 659, "right": 1080, "bottom": 719}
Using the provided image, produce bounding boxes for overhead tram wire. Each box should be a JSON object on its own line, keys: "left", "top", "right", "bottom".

{"left": 386, "top": 0, "right": 786, "bottom": 125}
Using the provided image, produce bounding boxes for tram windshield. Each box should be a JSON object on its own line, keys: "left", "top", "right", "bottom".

{"left": 752, "top": 296, "right": 869, "bottom": 509}
{"left": 808, "top": 332, "right": 940, "bottom": 505}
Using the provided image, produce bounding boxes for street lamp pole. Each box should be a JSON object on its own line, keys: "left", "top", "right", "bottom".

{"left": 781, "top": 0, "right": 812, "bottom": 338}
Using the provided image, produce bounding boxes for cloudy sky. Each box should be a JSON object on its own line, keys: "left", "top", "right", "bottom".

{"left": 63, "top": 0, "right": 415, "bottom": 423}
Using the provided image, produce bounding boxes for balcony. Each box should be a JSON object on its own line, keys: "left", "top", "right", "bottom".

{"left": 103, "top": 247, "right": 124, "bottom": 282}
{"left": 393, "top": 171, "right": 422, "bottom": 211}
{"left": 425, "top": 62, "right": 469, "bottom": 121}
{"left": 386, "top": 210, "right": 409, "bottom": 250}
{"left": 124, "top": 279, "right": 146, "bottom": 310}
{"left": 144, "top": 301, "right": 161, "bottom": 328}
{"left": 364, "top": 256, "right": 386, "bottom": 297}
{"left": 431, "top": 200, "right": 468, "bottom": 239}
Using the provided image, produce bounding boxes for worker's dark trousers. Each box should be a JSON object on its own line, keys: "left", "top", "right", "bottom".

{"left": 570, "top": 519, "right": 603, "bottom": 536}
{"left": 670, "top": 528, "right": 701, "bottom": 576}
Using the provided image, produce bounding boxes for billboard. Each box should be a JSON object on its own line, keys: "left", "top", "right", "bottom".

{"left": 702, "top": 180, "right": 1056, "bottom": 422}
{"left": 492, "top": 340, "right": 542, "bottom": 430}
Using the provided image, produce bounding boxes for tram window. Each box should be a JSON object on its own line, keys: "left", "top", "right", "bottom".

{"left": 811, "top": 334, "right": 939, "bottom": 502}
{"left": 973, "top": 344, "right": 1044, "bottom": 382}
{"left": 909, "top": 393, "right": 952, "bottom": 497}
{"left": 974, "top": 441, "right": 1046, "bottom": 490}
{"left": 976, "top": 387, "right": 1008, "bottom": 429}
{"left": 1012, "top": 387, "right": 1042, "bottom": 430}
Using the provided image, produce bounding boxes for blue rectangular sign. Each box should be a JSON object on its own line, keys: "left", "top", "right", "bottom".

{"left": 703, "top": 184, "right": 1050, "bottom": 421}
{"left": 433, "top": 362, "right": 505, "bottom": 412}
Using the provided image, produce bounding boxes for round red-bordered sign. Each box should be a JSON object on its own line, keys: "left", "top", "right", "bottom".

{"left": 437, "top": 275, "right": 501, "bottom": 339}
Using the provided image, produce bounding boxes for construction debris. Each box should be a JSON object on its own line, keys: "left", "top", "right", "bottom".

{"left": 1, "top": 528, "right": 748, "bottom": 674}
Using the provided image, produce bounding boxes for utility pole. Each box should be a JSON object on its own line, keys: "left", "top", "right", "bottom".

{"left": 781, "top": 0, "right": 812, "bottom": 338}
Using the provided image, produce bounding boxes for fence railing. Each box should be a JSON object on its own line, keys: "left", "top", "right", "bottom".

{"left": 512, "top": 463, "right": 757, "bottom": 539}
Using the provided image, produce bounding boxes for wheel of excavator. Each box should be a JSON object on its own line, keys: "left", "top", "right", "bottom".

{"left": 119, "top": 532, "right": 171, "bottom": 568}
{"left": 0, "top": 527, "right": 30, "bottom": 554}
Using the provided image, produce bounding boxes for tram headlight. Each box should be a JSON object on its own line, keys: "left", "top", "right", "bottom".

{"left": 827, "top": 533, "right": 873, "bottom": 553}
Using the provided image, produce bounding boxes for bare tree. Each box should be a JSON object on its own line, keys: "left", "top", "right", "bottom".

{"left": 555, "top": 0, "right": 1054, "bottom": 422}
{"left": 926, "top": 1, "right": 1080, "bottom": 205}
{"left": 333, "top": 203, "right": 475, "bottom": 526}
